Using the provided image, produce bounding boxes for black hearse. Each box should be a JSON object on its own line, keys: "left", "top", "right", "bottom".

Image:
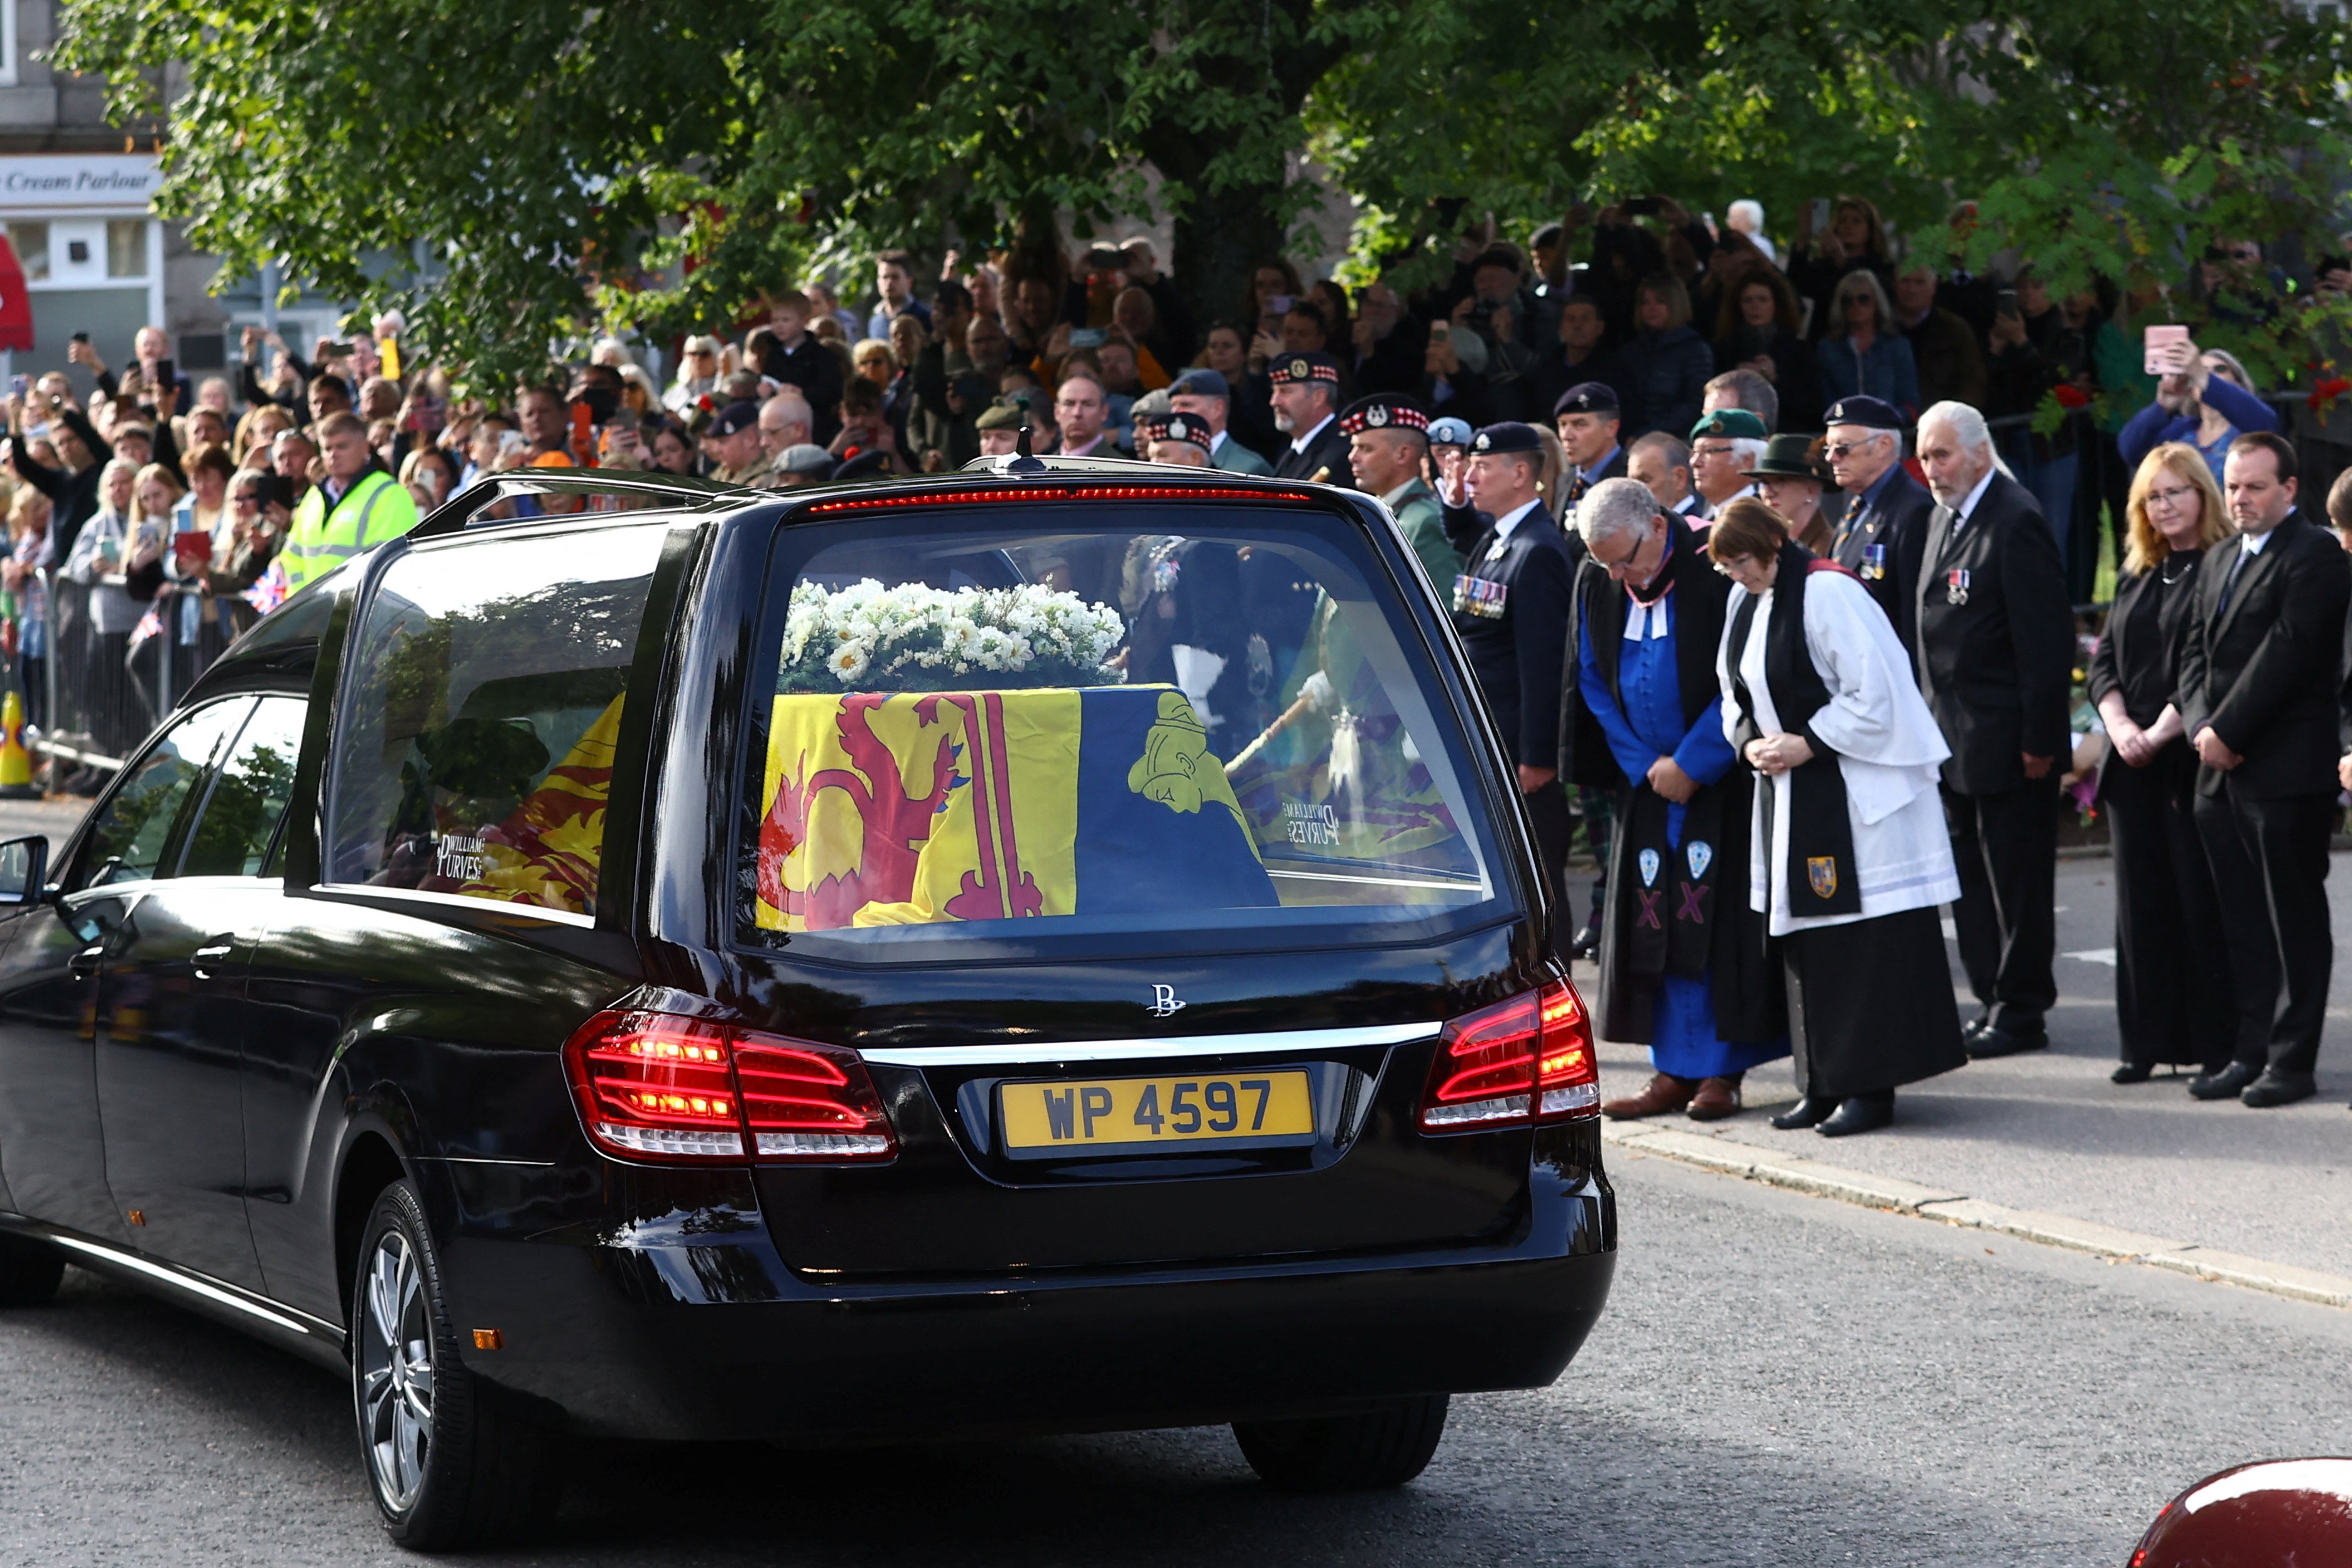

{"left": 0, "top": 460, "right": 1613, "bottom": 1549}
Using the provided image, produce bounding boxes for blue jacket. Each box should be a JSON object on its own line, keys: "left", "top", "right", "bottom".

{"left": 1619, "top": 325, "right": 1714, "bottom": 440}
{"left": 1815, "top": 332, "right": 1920, "bottom": 414}
{"left": 2118, "top": 374, "right": 2278, "bottom": 478}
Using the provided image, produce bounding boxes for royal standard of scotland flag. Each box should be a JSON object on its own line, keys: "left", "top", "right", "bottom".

{"left": 758, "top": 686, "right": 1274, "bottom": 932}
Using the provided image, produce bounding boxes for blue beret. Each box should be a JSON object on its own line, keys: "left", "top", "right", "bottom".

{"left": 1552, "top": 382, "right": 1620, "bottom": 418}
{"left": 1821, "top": 395, "right": 1905, "bottom": 431}
{"left": 1469, "top": 422, "right": 1543, "bottom": 456}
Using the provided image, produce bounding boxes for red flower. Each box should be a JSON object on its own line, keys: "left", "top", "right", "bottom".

{"left": 2052, "top": 384, "right": 2091, "bottom": 409}
{"left": 2309, "top": 376, "right": 2351, "bottom": 413}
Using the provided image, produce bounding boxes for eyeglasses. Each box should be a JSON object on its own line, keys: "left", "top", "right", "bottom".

{"left": 1821, "top": 438, "right": 1886, "bottom": 459}
{"left": 2146, "top": 484, "right": 2198, "bottom": 508}
{"left": 1691, "top": 443, "right": 1736, "bottom": 460}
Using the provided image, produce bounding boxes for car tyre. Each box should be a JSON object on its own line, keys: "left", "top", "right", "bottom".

{"left": 0, "top": 1231, "right": 63, "bottom": 1307}
{"left": 351, "top": 1180, "right": 565, "bottom": 1549}
{"left": 1233, "top": 1393, "right": 1449, "bottom": 1491}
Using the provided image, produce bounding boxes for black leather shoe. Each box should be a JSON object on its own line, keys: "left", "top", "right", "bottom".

{"left": 1567, "top": 917, "right": 1602, "bottom": 962}
{"left": 1816, "top": 1094, "right": 1895, "bottom": 1137}
{"left": 2188, "top": 1061, "right": 2262, "bottom": 1101}
{"left": 2241, "top": 1070, "right": 2317, "bottom": 1109}
{"left": 2111, "top": 1062, "right": 2154, "bottom": 1085}
{"left": 1967, "top": 1025, "right": 2048, "bottom": 1060}
{"left": 1961, "top": 1017, "right": 1993, "bottom": 1043}
{"left": 1769, "top": 1095, "right": 1840, "bottom": 1130}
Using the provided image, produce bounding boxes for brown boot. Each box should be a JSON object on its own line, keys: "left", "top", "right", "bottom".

{"left": 1685, "top": 1075, "right": 1744, "bottom": 1121}
{"left": 1601, "top": 1072, "right": 1697, "bottom": 1120}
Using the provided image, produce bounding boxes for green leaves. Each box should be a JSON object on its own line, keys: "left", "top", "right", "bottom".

{"left": 48, "top": 0, "right": 2352, "bottom": 383}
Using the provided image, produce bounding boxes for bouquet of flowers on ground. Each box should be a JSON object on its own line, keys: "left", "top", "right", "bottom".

{"left": 780, "top": 578, "right": 1127, "bottom": 692}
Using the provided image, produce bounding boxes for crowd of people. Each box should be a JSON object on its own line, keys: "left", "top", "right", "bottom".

{"left": 4, "top": 192, "right": 2352, "bottom": 1123}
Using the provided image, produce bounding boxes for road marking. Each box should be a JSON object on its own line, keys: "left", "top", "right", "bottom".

{"left": 2062, "top": 947, "right": 2118, "bottom": 966}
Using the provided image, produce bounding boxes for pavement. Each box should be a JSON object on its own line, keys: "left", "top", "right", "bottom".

{"left": 1576, "top": 851, "right": 2352, "bottom": 1287}
{"left": 6, "top": 1154, "right": 2352, "bottom": 1565}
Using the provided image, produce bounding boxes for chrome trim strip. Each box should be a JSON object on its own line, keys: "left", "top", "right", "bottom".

{"left": 312, "top": 883, "right": 598, "bottom": 927}
{"left": 859, "top": 1020, "right": 1439, "bottom": 1068}
{"left": 53, "top": 1236, "right": 314, "bottom": 1334}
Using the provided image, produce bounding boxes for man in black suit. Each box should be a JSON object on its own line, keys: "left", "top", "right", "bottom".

{"left": 1912, "top": 400, "right": 2074, "bottom": 1059}
{"left": 2178, "top": 432, "right": 2351, "bottom": 1107}
{"left": 1449, "top": 422, "right": 1578, "bottom": 955}
{"left": 1823, "top": 395, "right": 1936, "bottom": 662}
{"left": 1268, "top": 352, "right": 1354, "bottom": 488}
{"left": 1553, "top": 382, "right": 1627, "bottom": 515}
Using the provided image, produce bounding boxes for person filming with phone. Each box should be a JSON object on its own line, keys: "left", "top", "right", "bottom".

{"left": 2119, "top": 332, "right": 2278, "bottom": 482}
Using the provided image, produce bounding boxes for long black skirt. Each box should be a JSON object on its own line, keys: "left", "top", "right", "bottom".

{"left": 2100, "top": 750, "right": 2232, "bottom": 1069}
{"left": 1782, "top": 905, "right": 1968, "bottom": 1099}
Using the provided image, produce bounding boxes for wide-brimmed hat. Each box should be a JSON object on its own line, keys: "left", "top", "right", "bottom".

{"left": 1741, "top": 433, "right": 1825, "bottom": 482}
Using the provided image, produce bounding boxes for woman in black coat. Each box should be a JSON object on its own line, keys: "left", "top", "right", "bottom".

{"left": 1712, "top": 268, "right": 1819, "bottom": 433}
{"left": 2087, "top": 443, "right": 2236, "bottom": 1082}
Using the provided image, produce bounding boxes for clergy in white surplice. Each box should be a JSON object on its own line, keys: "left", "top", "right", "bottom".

{"left": 1710, "top": 498, "right": 1969, "bottom": 1138}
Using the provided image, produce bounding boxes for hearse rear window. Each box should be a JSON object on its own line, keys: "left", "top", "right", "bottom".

{"left": 326, "top": 525, "right": 665, "bottom": 917}
{"left": 738, "top": 501, "right": 1503, "bottom": 956}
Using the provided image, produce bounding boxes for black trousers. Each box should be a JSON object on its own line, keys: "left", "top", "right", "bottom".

{"left": 1944, "top": 778, "right": 2059, "bottom": 1033}
{"left": 2103, "top": 754, "right": 2233, "bottom": 1069}
{"left": 1524, "top": 779, "right": 1572, "bottom": 963}
{"left": 2192, "top": 786, "right": 2334, "bottom": 1075}
{"left": 1576, "top": 785, "right": 1614, "bottom": 925}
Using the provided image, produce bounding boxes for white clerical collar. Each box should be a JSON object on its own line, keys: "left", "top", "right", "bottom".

{"left": 2240, "top": 527, "right": 2275, "bottom": 556}
{"left": 1491, "top": 498, "right": 1542, "bottom": 543}
{"left": 1953, "top": 464, "right": 1997, "bottom": 526}
{"left": 1288, "top": 413, "right": 1335, "bottom": 455}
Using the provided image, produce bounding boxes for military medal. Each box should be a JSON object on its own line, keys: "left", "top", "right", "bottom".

{"left": 1946, "top": 567, "right": 1970, "bottom": 606}
{"left": 1452, "top": 573, "right": 1508, "bottom": 619}
{"left": 1863, "top": 543, "right": 1887, "bottom": 580}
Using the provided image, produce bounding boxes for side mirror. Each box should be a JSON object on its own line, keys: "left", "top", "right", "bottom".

{"left": 0, "top": 836, "right": 49, "bottom": 908}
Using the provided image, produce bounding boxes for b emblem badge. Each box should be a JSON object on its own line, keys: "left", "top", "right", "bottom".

{"left": 1807, "top": 856, "right": 1839, "bottom": 900}
{"left": 1150, "top": 984, "right": 1187, "bottom": 1019}
{"left": 1287, "top": 357, "right": 1309, "bottom": 381}
{"left": 1685, "top": 841, "right": 1712, "bottom": 879}
{"left": 1368, "top": 403, "right": 1390, "bottom": 427}
{"left": 1638, "top": 848, "right": 1662, "bottom": 888}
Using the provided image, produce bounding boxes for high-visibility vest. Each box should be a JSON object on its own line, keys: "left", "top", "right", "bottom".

{"left": 281, "top": 470, "right": 420, "bottom": 594}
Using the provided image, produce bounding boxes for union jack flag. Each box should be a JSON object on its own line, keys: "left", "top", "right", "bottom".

{"left": 241, "top": 559, "right": 288, "bottom": 616}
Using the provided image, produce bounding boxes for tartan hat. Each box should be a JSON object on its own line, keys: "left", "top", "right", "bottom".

{"left": 1266, "top": 351, "right": 1341, "bottom": 386}
{"left": 1338, "top": 394, "right": 1430, "bottom": 436}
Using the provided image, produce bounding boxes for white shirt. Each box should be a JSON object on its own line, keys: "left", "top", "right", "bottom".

{"left": 1488, "top": 498, "right": 1542, "bottom": 550}
{"left": 1949, "top": 464, "right": 1998, "bottom": 529}
{"left": 1288, "top": 413, "right": 1336, "bottom": 455}
{"left": 1719, "top": 571, "right": 1959, "bottom": 934}
{"left": 2240, "top": 526, "right": 2275, "bottom": 557}
{"left": 1209, "top": 429, "right": 1232, "bottom": 456}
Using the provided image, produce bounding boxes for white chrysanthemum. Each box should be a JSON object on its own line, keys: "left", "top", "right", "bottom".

{"left": 829, "top": 640, "right": 871, "bottom": 683}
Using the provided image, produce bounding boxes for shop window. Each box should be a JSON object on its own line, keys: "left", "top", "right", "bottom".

{"left": 105, "top": 220, "right": 146, "bottom": 279}
{"left": 8, "top": 222, "right": 47, "bottom": 281}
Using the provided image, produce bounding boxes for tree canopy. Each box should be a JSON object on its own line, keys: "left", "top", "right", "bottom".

{"left": 52, "top": 0, "right": 2352, "bottom": 382}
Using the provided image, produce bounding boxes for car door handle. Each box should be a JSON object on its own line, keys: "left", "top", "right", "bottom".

{"left": 192, "top": 938, "right": 236, "bottom": 981}
{"left": 66, "top": 945, "right": 104, "bottom": 979}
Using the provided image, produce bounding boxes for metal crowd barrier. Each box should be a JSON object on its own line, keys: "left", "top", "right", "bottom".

{"left": 27, "top": 568, "right": 244, "bottom": 785}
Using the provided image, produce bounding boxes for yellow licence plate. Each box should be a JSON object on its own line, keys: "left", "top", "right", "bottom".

{"left": 998, "top": 1070, "right": 1315, "bottom": 1158}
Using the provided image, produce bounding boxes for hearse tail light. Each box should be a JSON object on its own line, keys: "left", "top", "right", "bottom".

{"left": 731, "top": 1033, "right": 896, "bottom": 1160}
{"left": 1417, "top": 980, "right": 1596, "bottom": 1133}
{"left": 564, "top": 1011, "right": 896, "bottom": 1164}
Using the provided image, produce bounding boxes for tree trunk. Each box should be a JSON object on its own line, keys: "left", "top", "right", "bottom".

{"left": 1170, "top": 175, "right": 1288, "bottom": 342}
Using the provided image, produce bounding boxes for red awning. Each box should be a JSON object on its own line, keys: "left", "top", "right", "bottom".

{"left": 0, "top": 234, "right": 31, "bottom": 354}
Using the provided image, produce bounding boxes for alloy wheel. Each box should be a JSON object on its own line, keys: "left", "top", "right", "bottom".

{"left": 357, "top": 1229, "right": 434, "bottom": 1511}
